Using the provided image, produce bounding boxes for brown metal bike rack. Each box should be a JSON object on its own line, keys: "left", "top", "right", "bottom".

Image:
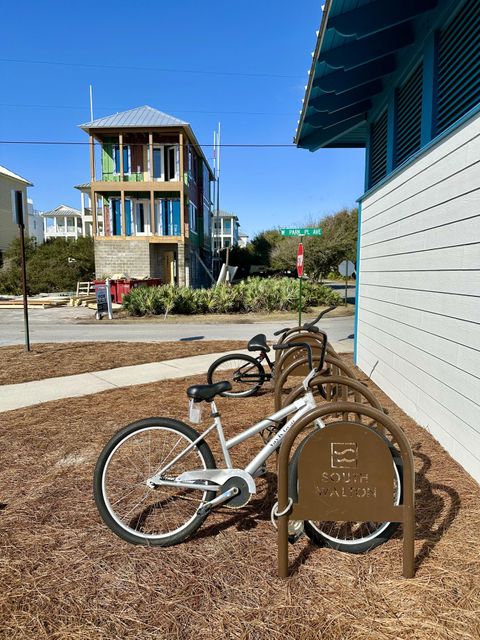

{"left": 274, "top": 353, "right": 357, "bottom": 412}
{"left": 276, "top": 402, "right": 415, "bottom": 579}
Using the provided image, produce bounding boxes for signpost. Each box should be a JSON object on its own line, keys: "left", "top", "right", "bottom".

{"left": 338, "top": 259, "right": 355, "bottom": 305}
{"left": 14, "top": 191, "right": 30, "bottom": 352}
{"left": 296, "top": 242, "right": 304, "bottom": 325}
{"left": 280, "top": 228, "right": 322, "bottom": 326}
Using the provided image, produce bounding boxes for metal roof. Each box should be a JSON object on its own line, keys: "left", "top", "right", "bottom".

{"left": 0, "top": 165, "right": 33, "bottom": 186}
{"left": 295, "top": 0, "right": 443, "bottom": 150}
{"left": 41, "top": 204, "right": 82, "bottom": 218}
{"left": 79, "top": 105, "right": 188, "bottom": 131}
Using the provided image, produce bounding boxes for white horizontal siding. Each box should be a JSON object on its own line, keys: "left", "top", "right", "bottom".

{"left": 357, "top": 111, "right": 480, "bottom": 484}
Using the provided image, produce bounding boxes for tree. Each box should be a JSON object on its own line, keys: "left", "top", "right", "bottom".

{"left": 270, "top": 208, "right": 358, "bottom": 280}
{"left": 0, "top": 237, "right": 95, "bottom": 295}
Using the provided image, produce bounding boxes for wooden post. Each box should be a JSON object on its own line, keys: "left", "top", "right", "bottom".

{"left": 119, "top": 133, "right": 124, "bottom": 181}
{"left": 148, "top": 132, "right": 154, "bottom": 181}
{"left": 150, "top": 189, "right": 155, "bottom": 235}
{"left": 179, "top": 132, "right": 184, "bottom": 237}
{"left": 89, "top": 135, "right": 96, "bottom": 235}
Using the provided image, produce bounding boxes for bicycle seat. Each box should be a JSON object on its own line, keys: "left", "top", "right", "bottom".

{"left": 186, "top": 381, "right": 232, "bottom": 402}
{"left": 247, "top": 333, "right": 270, "bottom": 353}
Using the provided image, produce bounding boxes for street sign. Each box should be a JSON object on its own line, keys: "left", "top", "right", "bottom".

{"left": 280, "top": 228, "right": 322, "bottom": 237}
{"left": 296, "top": 242, "right": 304, "bottom": 278}
{"left": 338, "top": 260, "right": 355, "bottom": 277}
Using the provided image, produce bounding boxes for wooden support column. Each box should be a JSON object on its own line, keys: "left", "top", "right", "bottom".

{"left": 148, "top": 132, "right": 154, "bottom": 181}
{"left": 89, "top": 135, "right": 96, "bottom": 235}
{"left": 149, "top": 133, "right": 155, "bottom": 235}
{"left": 179, "top": 132, "right": 185, "bottom": 238}
{"left": 119, "top": 133, "right": 124, "bottom": 181}
{"left": 150, "top": 190, "right": 155, "bottom": 235}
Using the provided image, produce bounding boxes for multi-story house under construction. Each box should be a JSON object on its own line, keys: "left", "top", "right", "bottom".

{"left": 76, "top": 105, "right": 214, "bottom": 287}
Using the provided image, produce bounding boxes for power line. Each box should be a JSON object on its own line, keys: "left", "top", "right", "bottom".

{"left": 0, "top": 140, "right": 297, "bottom": 148}
{"left": 0, "top": 57, "right": 304, "bottom": 80}
{"left": 0, "top": 103, "right": 297, "bottom": 117}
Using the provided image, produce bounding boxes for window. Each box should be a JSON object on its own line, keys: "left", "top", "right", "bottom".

{"left": 224, "top": 239, "right": 231, "bottom": 247}
{"left": 188, "top": 147, "right": 197, "bottom": 182}
{"left": 369, "top": 109, "right": 388, "bottom": 187}
{"left": 223, "top": 219, "right": 231, "bottom": 233}
{"left": 113, "top": 144, "right": 131, "bottom": 174}
{"left": 136, "top": 202, "right": 145, "bottom": 234}
{"left": 152, "top": 146, "right": 164, "bottom": 180}
{"left": 167, "top": 146, "right": 179, "bottom": 181}
{"left": 189, "top": 202, "right": 197, "bottom": 233}
{"left": 395, "top": 63, "right": 423, "bottom": 167}
{"left": 436, "top": 0, "right": 480, "bottom": 135}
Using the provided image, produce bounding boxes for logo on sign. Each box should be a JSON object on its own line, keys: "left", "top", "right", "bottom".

{"left": 331, "top": 442, "right": 358, "bottom": 468}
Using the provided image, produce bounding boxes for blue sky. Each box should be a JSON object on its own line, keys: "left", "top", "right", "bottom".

{"left": 0, "top": 0, "right": 365, "bottom": 237}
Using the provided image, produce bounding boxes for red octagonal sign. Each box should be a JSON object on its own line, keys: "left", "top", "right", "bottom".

{"left": 297, "top": 242, "right": 304, "bottom": 277}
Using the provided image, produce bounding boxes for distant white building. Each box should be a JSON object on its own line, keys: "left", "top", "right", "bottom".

{"left": 212, "top": 210, "right": 240, "bottom": 251}
{"left": 41, "top": 204, "right": 84, "bottom": 240}
{"left": 238, "top": 230, "right": 249, "bottom": 248}
{"left": 27, "top": 199, "right": 44, "bottom": 245}
{"left": 0, "top": 165, "right": 32, "bottom": 257}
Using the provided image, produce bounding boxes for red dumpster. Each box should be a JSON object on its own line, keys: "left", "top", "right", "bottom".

{"left": 94, "top": 279, "right": 162, "bottom": 304}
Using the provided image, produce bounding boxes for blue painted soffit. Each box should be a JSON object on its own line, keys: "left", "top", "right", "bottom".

{"left": 295, "top": 0, "right": 440, "bottom": 150}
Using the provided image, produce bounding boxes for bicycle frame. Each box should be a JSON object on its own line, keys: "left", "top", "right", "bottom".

{"left": 148, "top": 368, "right": 321, "bottom": 493}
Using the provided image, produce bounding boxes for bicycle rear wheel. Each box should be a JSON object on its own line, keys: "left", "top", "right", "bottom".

{"left": 94, "top": 417, "right": 216, "bottom": 546}
{"left": 288, "top": 434, "right": 403, "bottom": 553}
{"left": 207, "top": 353, "right": 265, "bottom": 397}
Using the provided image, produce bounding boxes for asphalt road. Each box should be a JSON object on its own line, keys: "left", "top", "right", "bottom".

{"left": 0, "top": 307, "right": 354, "bottom": 350}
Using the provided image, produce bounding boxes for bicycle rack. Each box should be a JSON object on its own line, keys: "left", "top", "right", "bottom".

{"left": 273, "top": 352, "right": 357, "bottom": 412}
{"left": 276, "top": 402, "right": 415, "bottom": 579}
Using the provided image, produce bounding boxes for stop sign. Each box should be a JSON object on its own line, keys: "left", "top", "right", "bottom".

{"left": 296, "top": 242, "right": 304, "bottom": 277}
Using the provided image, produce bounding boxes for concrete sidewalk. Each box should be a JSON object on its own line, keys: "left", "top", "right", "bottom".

{"left": 0, "top": 341, "right": 350, "bottom": 413}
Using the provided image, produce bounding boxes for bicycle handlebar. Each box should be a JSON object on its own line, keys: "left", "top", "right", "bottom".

{"left": 303, "top": 305, "right": 337, "bottom": 330}
{"left": 273, "top": 341, "right": 313, "bottom": 372}
{"left": 272, "top": 305, "right": 337, "bottom": 337}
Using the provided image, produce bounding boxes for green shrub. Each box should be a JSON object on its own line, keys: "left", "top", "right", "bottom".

{"left": 123, "top": 277, "right": 341, "bottom": 316}
{"left": 0, "top": 237, "right": 95, "bottom": 295}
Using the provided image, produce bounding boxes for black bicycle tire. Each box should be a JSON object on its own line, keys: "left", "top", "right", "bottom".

{"left": 207, "top": 353, "right": 266, "bottom": 397}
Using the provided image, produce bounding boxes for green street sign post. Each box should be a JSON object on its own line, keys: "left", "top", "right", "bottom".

{"left": 281, "top": 228, "right": 322, "bottom": 237}
{"left": 280, "top": 228, "right": 322, "bottom": 325}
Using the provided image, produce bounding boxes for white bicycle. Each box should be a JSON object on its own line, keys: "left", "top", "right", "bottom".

{"left": 94, "top": 343, "right": 402, "bottom": 552}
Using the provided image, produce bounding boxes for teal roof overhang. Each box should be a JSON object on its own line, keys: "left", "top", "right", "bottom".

{"left": 295, "top": 0, "right": 440, "bottom": 151}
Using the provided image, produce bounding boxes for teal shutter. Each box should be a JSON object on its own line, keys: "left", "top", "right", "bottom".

{"left": 436, "top": 0, "right": 480, "bottom": 135}
{"left": 369, "top": 110, "right": 388, "bottom": 188}
{"left": 395, "top": 63, "right": 423, "bottom": 167}
{"left": 125, "top": 200, "right": 132, "bottom": 236}
{"left": 171, "top": 200, "right": 181, "bottom": 236}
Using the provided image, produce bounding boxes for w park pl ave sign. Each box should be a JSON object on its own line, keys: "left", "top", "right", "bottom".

{"left": 280, "top": 228, "right": 322, "bottom": 237}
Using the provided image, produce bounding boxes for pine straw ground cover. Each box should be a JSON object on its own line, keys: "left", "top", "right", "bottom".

{"left": 0, "top": 341, "right": 246, "bottom": 385}
{"left": 0, "top": 356, "right": 479, "bottom": 639}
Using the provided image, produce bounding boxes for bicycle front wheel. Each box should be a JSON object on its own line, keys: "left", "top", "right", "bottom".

{"left": 94, "top": 417, "right": 216, "bottom": 546}
{"left": 207, "top": 353, "right": 265, "bottom": 397}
